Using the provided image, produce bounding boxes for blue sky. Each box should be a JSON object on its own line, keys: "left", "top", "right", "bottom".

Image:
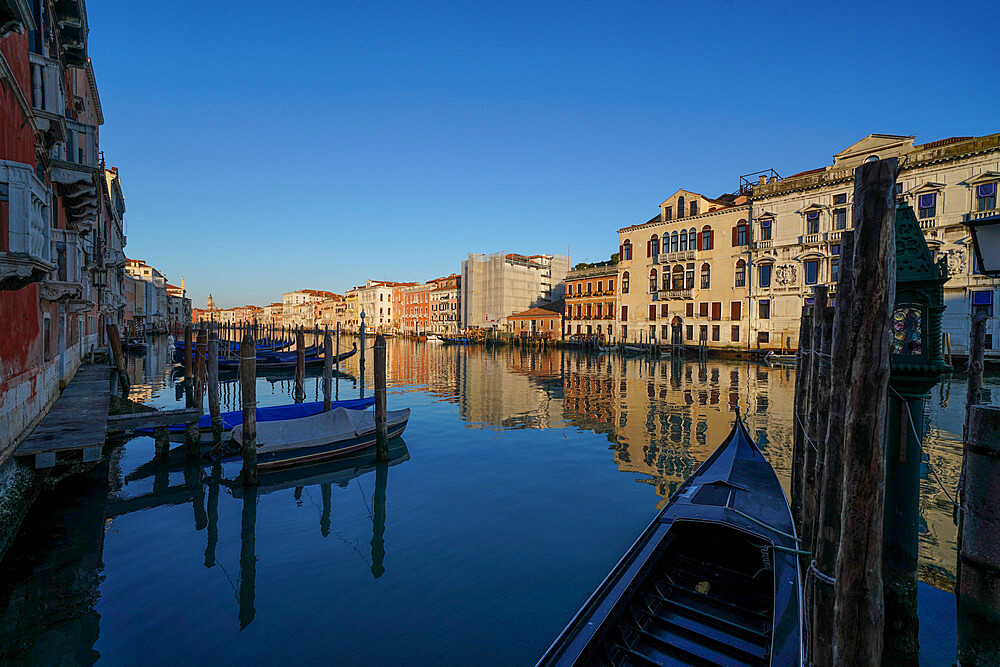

{"left": 87, "top": 0, "right": 999, "bottom": 308}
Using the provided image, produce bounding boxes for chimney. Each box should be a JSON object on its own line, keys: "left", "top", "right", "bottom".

{"left": 759, "top": 175, "right": 767, "bottom": 186}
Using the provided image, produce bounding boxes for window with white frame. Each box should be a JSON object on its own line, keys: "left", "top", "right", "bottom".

{"left": 977, "top": 183, "right": 997, "bottom": 211}
{"left": 918, "top": 193, "right": 937, "bottom": 219}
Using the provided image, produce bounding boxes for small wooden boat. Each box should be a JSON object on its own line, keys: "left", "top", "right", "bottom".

{"left": 538, "top": 413, "right": 802, "bottom": 666}
{"left": 126, "top": 338, "right": 147, "bottom": 353}
{"left": 216, "top": 344, "right": 357, "bottom": 372}
{"left": 440, "top": 336, "right": 471, "bottom": 345}
{"left": 231, "top": 406, "right": 410, "bottom": 471}
{"left": 764, "top": 352, "right": 797, "bottom": 367}
{"left": 426, "top": 334, "right": 444, "bottom": 343}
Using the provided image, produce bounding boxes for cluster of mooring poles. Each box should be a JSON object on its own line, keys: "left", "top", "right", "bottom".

{"left": 789, "top": 157, "right": 1000, "bottom": 664}
{"left": 175, "top": 319, "right": 388, "bottom": 486}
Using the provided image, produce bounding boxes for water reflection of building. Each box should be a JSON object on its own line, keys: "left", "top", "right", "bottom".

{"left": 124, "top": 334, "right": 173, "bottom": 404}
{"left": 559, "top": 354, "right": 795, "bottom": 506}
{"left": 458, "top": 348, "right": 566, "bottom": 429}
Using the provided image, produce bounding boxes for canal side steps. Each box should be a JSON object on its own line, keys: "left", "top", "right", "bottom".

{"left": 13, "top": 363, "right": 201, "bottom": 470}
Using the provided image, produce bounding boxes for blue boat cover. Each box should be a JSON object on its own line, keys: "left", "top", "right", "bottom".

{"left": 136, "top": 397, "right": 375, "bottom": 435}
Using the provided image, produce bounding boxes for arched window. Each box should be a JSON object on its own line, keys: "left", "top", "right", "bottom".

{"left": 733, "top": 220, "right": 748, "bottom": 247}
{"left": 622, "top": 271, "right": 630, "bottom": 294}
{"left": 672, "top": 265, "right": 684, "bottom": 290}
{"left": 649, "top": 268, "right": 658, "bottom": 293}
{"left": 679, "top": 230, "right": 687, "bottom": 252}
{"left": 621, "top": 240, "right": 632, "bottom": 261}
{"left": 678, "top": 196, "right": 686, "bottom": 218}
{"left": 685, "top": 263, "right": 695, "bottom": 288}
{"left": 688, "top": 227, "right": 697, "bottom": 249}
{"left": 701, "top": 225, "right": 713, "bottom": 250}
{"left": 649, "top": 234, "right": 659, "bottom": 257}
{"left": 701, "top": 263, "right": 711, "bottom": 289}
{"left": 735, "top": 259, "right": 746, "bottom": 287}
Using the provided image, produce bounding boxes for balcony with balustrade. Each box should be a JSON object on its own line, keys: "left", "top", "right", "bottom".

{"left": 28, "top": 52, "right": 68, "bottom": 150}
{"left": 658, "top": 288, "right": 694, "bottom": 300}
{"left": 0, "top": 160, "right": 55, "bottom": 289}
{"left": 51, "top": 119, "right": 100, "bottom": 227}
{"left": 40, "top": 227, "right": 87, "bottom": 302}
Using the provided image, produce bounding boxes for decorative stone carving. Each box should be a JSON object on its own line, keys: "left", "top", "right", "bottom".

{"left": 775, "top": 264, "right": 797, "bottom": 285}
{"left": 943, "top": 248, "right": 967, "bottom": 275}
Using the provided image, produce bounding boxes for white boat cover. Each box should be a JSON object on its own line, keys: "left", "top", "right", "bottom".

{"left": 231, "top": 407, "right": 410, "bottom": 454}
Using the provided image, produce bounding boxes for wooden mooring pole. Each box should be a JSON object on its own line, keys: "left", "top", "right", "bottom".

{"left": 808, "top": 231, "right": 855, "bottom": 666}
{"left": 832, "top": 157, "right": 897, "bottom": 664}
{"left": 790, "top": 304, "right": 814, "bottom": 531}
{"left": 374, "top": 333, "right": 388, "bottom": 461}
{"left": 240, "top": 334, "right": 258, "bottom": 486}
{"left": 323, "top": 330, "right": 333, "bottom": 412}
{"left": 294, "top": 327, "right": 306, "bottom": 403}
{"left": 958, "top": 405, "right": 1000, "bottom": 663}
{"left": 207, "top": 332, "right": 222, "bottom": 443}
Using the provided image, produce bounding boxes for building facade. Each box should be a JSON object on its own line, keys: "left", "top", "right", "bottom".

{"left": 429, "top": 273, "right": 460, "bottom": 334}
{"left": 281, "top": 289, "right": 336, "bottom": 328}
{"left": 165, "top": 280, "right": 191, "bottom": 336}
{"left": 618, "top": 190, "right": 751, "bottom": 348}
{"left": 507, "top": 302, "right": 564, "bottom": 340}
{"left": 402, "top": 282, "right": 431, "bottom": 333}
{"left": 353, "top": 280, "right": 413, "bottom": 333}
{"left": 124, "top": 258, "right": 167, "bottom": 333}
{"left": 461, "top": 252, "right": 569, "bottom": 330}
{"left": 563, "top": 262, "right": 617, "bottom": 341}
{"left": 749, "top": 133, "right": 1000, "bottom": 356}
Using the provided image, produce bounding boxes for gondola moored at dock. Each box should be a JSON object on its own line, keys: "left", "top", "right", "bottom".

{"left": 538, "top": 413, "right": 802, "bottom": 666}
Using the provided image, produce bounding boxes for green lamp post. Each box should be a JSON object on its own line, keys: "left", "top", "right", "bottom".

{"left": 883, "top": 203, "right": 950, "bottom": 661}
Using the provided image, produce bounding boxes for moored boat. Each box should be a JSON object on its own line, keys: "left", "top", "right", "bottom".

{"left": 231, "top": 406, "right": 411, "bottom": 471}
{"left": 136, "top": 396, "right": 376, "bottom": 443}
{"left": 764, "top": 351, "right": 797, "bottom": 367}
{"left": 538, "top": 413, "right": 802, "bottom": 666}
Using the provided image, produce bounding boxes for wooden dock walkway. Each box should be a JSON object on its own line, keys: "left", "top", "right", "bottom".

{"left": 14, "top": 364, "right": 111, "bottom": 469}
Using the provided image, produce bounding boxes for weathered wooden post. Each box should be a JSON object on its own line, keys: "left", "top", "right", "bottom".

{"left": 323, "top": 331, "right": 333, "bottom": 412}
{"left": 360, "top": 311, "right": 367, "bottom": 399}
{"left": 833, "top": 157, "right": 897, "bottom": 665}
{"left": 958, "top": 405, "right": 1000, "bottom": 664}
{"left": 294, "top": 327, "right": 305, "bottom": 403}
{"left": 374, "top": 333, "right": 388, "bottom": 461}
{"left": 801, "top": 285, "right": 829, "bottom": 553}
{"left": 183, "top": 324, "right": 193, "bottom": 381}
{"left": 207, "top": 333, "right": 222, "bottom": 443}
{"left": 240, "top": 334, "right": 258, "bottom": 486}
{"left": 790, "top": 305, "right": 814, "bottom": 532}
{"left": 153, "top": 425, "right": 170, "bottom": 463}
{"left": 184, "top": 328, "right": 203, "bottom": 456}
{"left": 809, "top": 231, "right": 855, "bottom": 666}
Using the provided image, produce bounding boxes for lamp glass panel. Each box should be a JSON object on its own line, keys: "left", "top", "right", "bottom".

{"left": 976, "top": 222, "right": 1000, "bottom": 273}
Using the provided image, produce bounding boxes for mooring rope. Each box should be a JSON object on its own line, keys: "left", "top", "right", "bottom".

{"left": 808, "top": 559, "right": 836, "bottom": 586}
{"left": 889, "top": 385, "right": 960, "bottom": 509}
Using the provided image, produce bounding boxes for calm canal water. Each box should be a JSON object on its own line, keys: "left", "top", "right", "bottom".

{"left": 0, "top": 336, "right": 995, "bottom": 664}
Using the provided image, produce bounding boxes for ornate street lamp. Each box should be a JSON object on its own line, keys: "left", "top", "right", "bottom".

{"left": 965, "top": 213, "right": 1000, "bottom": 276}
{"left": 884, "top": 202, "right": 950, "bottom": 660}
